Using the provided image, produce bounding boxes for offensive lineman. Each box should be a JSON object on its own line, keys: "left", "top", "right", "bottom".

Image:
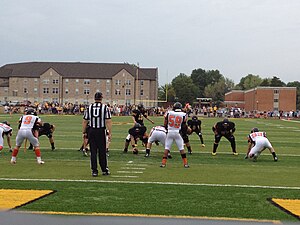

{"left": 11, "top": 108, "right": 44, "bottom": 164}
{"left": 245, "top": 127, "right": 278, "bottom": 162}
{"left": 160, "top": 102, "right": 189, "bottom": 168}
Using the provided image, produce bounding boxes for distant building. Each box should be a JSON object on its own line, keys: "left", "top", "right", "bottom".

{"left": 0, "top": 62, "right": 158, "bottom": 107}
{"left": 225, "top": 87, "right": 297, "bottom": 112}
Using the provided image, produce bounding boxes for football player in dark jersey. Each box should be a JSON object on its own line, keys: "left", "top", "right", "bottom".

{"left": 180, "top": 122, "right": 193, "bottom": 154}
{"left": 187, "top": 116, "right": 205, "bottom": 151}
{"left": 28, "top": 122, "right": 56, "bottom": 151}
{"left": 212, "top": 118, "right": 238, "bottom": 156}
{"left": 123, "top": 104, "right": 154, "bottom": 153}
{"left": 128, "top": 123, "right": 148, "bottom": 154}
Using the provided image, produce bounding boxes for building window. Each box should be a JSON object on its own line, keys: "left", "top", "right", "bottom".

{"left": 140, "top": 80, "right": 144, "bottom": 85}
{"left": 274, "top": 99, "right": 279, "bottom": 103}
{"left": 106, "top": 89, "right": 110, "bottom": 96}
{"left": 65, "top": 79, "right": 69, "bottom": 83}
{"left": 24, "top": 88, "right": 28, "bottom": 93}
{"left": 75, "top": 89, "right": 79, "bottom": 94}
{"left": 140, "top": 89, "right": 144, "bottom": 96}
{"left": 274, "top": 89, "right": 279, "bottom": 94}
{"left": 106, "top": 80, "right": 110, "bottom": 84}
{"left": 84, "top": 89, "right": 90, "bottom": 95}
{"left": 65, "top": 89, "right": 69, "bottom": 94}
{"left": 4, "top": 87, "right": 8, "bottom": 93}
{"left": 52, "top": 88, "right": 59, "bottom": 94}
{"left": 34, "top": 88, "right": 38, "bottom": 93}
{"left": 126, "top": 89, "right": 131, "bottom": 96}
{"left": 43, "top": 79, "right": 49, "bottom": 84}
{"left": 13, "top": 90, "right": 18, "bottom": 96}
{"left": 115, "top": 89, "right": 121, "bottom": 95}
{"left": 97, "top": 79, "right": 100, "bottom": 84}
{"left": 116, "top": 80, "right": 121, "bottom": 85}
{"left": 34, "top": 78, "right": 38, "bottom": 83}
{"left": 52, "top": 98, "right": 58, "bottom": 103}
{"left": 84, "top": 79, "right": 90, "bottom": 85}
{"left": 53, "top": 79, "right": 59, "bottom": 84}
{"left": 43, "top": 88, "right": 49, "bottom": 94}
{"left": 76, "top": 79, "right": 79, "bottom": 83}
{"left": 23, "top": 79, "right": 28, "bottom": 84}
{"left": 126, "top": 80, "right": 131, "bottom": 85}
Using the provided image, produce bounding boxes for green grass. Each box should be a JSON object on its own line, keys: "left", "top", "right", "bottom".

{"left": 0, "top": 114, "right": 299, "bottom": 222}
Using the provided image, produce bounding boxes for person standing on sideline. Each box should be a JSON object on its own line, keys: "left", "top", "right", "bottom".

{"left": 11, "top": 108, "right": 44, "bottom": 164}
{"left": 160, "top": 102, "right": 189, "bottom": 168}
{"left": 212, "top": 118, "right": 238, "bottom": 156}
{"left": 82, "top": 92, "right": 112, "bottom": 177}
{"left": 245, "top": 127, "right": 278, "bottom": 162}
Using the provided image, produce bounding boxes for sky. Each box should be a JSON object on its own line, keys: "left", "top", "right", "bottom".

{"left": 1, "top": 0, "right": 300, "bottom": 86}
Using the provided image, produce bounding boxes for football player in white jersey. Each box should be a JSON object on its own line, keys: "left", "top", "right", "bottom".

{"left": 0, "top": 121, "right": 13, "bottom": 152}
{"left": 144, "top": 125, "right": 172, "bottom": 158}
{"left": 11, "top": 108, "right": 44, "bottom": 164}
{"left": 245, "top": 127, "right": 278, "bottom": 162}
{"left": 160, "top": 102, "right": 189, "bottom": 168}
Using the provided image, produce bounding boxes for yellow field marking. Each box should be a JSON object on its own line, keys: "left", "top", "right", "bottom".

{"left": 271, "top": 198, "right": 300, "bottom": 219}
{"left": 19, "top": 210, "right": 282, "bottom": 223}
{"left": 0, "top": 189, "right": 54, "bottom": 210}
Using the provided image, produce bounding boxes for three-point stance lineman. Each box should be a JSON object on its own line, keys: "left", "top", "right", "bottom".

{"left": 212, "top": 118, "right": 238, "bottom": 156}
{"left": 160, "top": 102, "right": 189, "bottom": 168}
{"left": 245, "top": 127, "right": 278, "bottom": 162}
{"left": 83, "top": 92, "right": 112, "bottom": 177}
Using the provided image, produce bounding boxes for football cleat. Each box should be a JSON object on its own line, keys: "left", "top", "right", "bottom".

{"left": 201, "top": 144, "right": 205, "bottom": 147}
{"left": 274, "top": 157, "right": 278, "bottom": 162}
{"left": 92, "top": 171, "right": 98, "bottom": 177}
{"left": 212, "top": 152, "right": 217, "bottom": 156}
{"left": 160, "top": 164, "right": 166, "bottom": 168}
{"left": 244, "top": 154, "right": 248, "bottom": 159}
{"left": 102, "top": 169, "right": 110, "bottom": 176}
{"left": 167, "top": 153, "right": 172, "bottom": 159}
{"left": 10, "top": 159, "right": 16, "bottom": 164}
{"left": 184, "top": 164, "right": 190, "bottom": 168}
{"left": 37, "top": 160, "right": 45, "bottom": 164}
{"left": 144, "top": 153, "right": 150, "bottom": 157}
{"left": 123, "top": 148, "right": 128, "bottom": 153}
{"left": 233, "top": 152, "right": 239, "bottom": 156}
{"left": 188, "top": 150, "right": 192, "bottom": 155}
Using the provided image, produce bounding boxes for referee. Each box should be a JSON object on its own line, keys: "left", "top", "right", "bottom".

{"left": 82, "top": 92, "right": 112, "bottom": 176}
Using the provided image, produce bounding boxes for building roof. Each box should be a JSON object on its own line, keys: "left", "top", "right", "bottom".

{"left": 0, "top": 62, "right": 157, "bottom": 80}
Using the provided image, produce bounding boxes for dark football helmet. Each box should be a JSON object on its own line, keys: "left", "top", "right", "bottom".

{"left": 26, "top": 108, "right": 37, "bottom": 116}
{"left": 137, "top": 104, "right": 144, "bottom": 110}
{"left": 2, "top": 121, "right": 10, "bottom": 126}
{"left": 251, "top": 127, "right": 259, "bottom": 133}
{"left": 173, "top": 102, "right": 182, "bottom": 111}
{"left": 192, "top": 116, "right": 198, "bottom": 121}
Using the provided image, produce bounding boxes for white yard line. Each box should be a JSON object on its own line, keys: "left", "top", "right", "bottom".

{"left": 0, "top": 177, "right": 299, "bottom": 190}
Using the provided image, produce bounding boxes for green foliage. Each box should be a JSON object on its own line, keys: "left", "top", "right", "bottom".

{"left": 171, "top": 73, "right": 199, "bottom": 103}
{"left": 236, "top": 74, "right": 262, "bottom": 90}
{"left": 287, "top": 81, "right": 300, "bottom": 109}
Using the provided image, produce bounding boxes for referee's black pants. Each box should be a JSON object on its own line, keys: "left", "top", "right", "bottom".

{"left": 88, "top": 128, "right": 108, "bottom": 173}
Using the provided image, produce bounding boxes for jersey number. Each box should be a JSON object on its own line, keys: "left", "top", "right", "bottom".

{"left": 23, "top": 116, "right": 33, "bottom": 125}
{"left": 168, "top": 115, "right": 182, "bottom": 128}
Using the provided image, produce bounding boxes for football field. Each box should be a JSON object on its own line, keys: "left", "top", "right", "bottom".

{"left": 0, "top": 114, "right": 299, "bottom": 222}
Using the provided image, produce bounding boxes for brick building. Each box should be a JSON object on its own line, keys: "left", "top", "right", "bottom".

{"left": 0, "top": 62, "right": 158, "bottom": 107}
{"left": 225, "top": 87, "right": 297, "bottom": 112}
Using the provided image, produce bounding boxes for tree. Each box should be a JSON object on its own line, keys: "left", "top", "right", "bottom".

{"left": 235, "top": 74, "right": 262, "bottom": 90}
{"left": 270, "top": 76, "right": 286, "bottom": 87}
{"left": 287, "top": 81, "right": 300, "bottom": 110}
{"left": 204, "top": 77, "right": 231, "bottom": 105}
{"left": 260, "top": 78, "right": 271, "bottom": 86}
{"left": 158, "top": 84, "right": 176, "bottom": 103}
{"left": 191, "top": 69, "right": 223, "bottom": 97}
{"left": 171, "top": 73, "right": 199, "bottom": 104}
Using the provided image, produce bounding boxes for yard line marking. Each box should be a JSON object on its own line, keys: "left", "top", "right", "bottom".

{"left": 111, "top": 176, "right": 138, "bottom": 178}
{"left": 116, "top": 171, "right": 144, "bottom": 174}
{"left": 0, "top": 178, "right": 299, "bottom": 190}
{"left": 121, "top": 167, "right": 146, "bottom": 170}
{"left": 282, "top": 119, "right": 300, "bottom": 123}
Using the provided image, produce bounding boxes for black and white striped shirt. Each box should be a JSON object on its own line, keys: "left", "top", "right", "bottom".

{"left": 83, "top": 103, "right": 111, "bottom": 128}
